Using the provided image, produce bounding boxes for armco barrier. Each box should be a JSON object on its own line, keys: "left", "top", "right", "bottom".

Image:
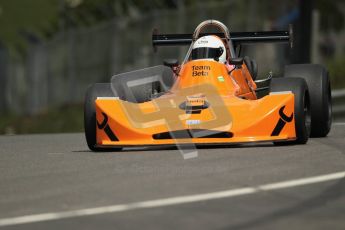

{"left": 332, "top": 89, "right": 345, "bottom": 119}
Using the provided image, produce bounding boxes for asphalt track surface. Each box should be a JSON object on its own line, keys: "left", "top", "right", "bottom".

{"left": 0, "top": 124, "right": 345, "bottom": 229}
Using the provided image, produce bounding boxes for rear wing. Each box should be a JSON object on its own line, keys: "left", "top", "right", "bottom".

{"left": 152, "top": 26, "right": 293, "bottom": 51}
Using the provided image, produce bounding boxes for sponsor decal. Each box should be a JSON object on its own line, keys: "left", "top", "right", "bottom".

{"left": 179, "top": 95, "right": 209, "bottom": 114}
{"left": 197, "top": 39, "right": 208, "bottom": 44}
{"left": 186, "top": 120, "right": 201, "bottom": 125}
{"left": 192, "top": 65, "right": 210, "bottom": 77}
{"left": 217, "top": 76, "right": 225, "bottom": 82}
{"left": 186, "top": 95, "right": 205, "bottom": 106}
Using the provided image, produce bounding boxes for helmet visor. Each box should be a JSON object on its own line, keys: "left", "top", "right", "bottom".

{"left": 191, "top": 47, "right": 224, "bottom": 61}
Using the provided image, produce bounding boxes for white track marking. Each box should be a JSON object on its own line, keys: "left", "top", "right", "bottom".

{"left": 0, "top": 171, "right": 344, "bottom": 227}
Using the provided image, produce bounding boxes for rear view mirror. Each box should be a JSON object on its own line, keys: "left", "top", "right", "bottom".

{"left": 229, "top": 58, "right": 243, "bottom": 66}
{"left": 163, "top": 59, "right": 179, "bottom": 68}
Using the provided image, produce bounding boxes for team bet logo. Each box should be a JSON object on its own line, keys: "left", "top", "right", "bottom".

{"left": 192, "top": 65, "right": 210, "bottom": 77}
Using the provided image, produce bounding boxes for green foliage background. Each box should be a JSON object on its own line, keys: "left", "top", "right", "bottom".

{"left": 0, "top": 0, "right": 344, "bottom": 134}
{"left": 1, "top": 0, "right": 343, "bottom": 54}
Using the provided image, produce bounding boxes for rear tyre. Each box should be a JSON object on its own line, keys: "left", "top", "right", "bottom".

{"left": 84, "top": 83, "right": 122, "bottom": 151}
{"left": 284, "top": 64, "right": 332, "bottom": 137}
{"left": 270, "top": 78, "right": 311, "bottom": 145}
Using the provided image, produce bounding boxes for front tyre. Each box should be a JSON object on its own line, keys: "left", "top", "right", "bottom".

{"left": 270, "top": 77, "right": 311, "bottom": 145}
{"left": 84, "top": 83, "right": 122, "bottom": 151}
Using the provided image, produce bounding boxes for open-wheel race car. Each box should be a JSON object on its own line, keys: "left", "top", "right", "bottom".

{"left": 84, "top": 20, "right": 332, "bottom": 151}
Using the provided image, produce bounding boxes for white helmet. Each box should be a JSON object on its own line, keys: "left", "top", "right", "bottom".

{"left": 191, "top": 35, "right": 226, "bottom": 63}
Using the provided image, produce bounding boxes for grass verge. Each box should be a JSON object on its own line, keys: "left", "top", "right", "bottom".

{"left": 0, "top": 104, "right": 84, "bottom": 135}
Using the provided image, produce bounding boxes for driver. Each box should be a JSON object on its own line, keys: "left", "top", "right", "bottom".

{"left": 191, "top": 35, "right": 239, "bottom": 93}
{"left": 191, "top": 35, "right": 236, "bottom": 73}
{"left": 191, "top": 35, "right": 227, "bottom": 63}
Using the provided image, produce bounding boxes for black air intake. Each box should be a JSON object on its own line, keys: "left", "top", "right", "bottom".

{"left": 153, "top": 129, "right": 233, "bottom": 139}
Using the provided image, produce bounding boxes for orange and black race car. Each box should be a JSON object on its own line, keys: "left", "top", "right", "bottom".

{"left": 84, "top": 20, "right": 332, "bottom": 151}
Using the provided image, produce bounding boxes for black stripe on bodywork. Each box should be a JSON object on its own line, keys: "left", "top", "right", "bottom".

{"left": 97, "top": 112, "right": 119, "bottom": 141}
{"left": 271, "top": 106, "right": 294, "bottom": 136}
{"left": 153, "top": 129, "right": 233, "bottom": 139}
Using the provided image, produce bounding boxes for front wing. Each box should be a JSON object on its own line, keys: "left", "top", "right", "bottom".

{"left": 95, "top": 92, "right": 296, "bottom": 148}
